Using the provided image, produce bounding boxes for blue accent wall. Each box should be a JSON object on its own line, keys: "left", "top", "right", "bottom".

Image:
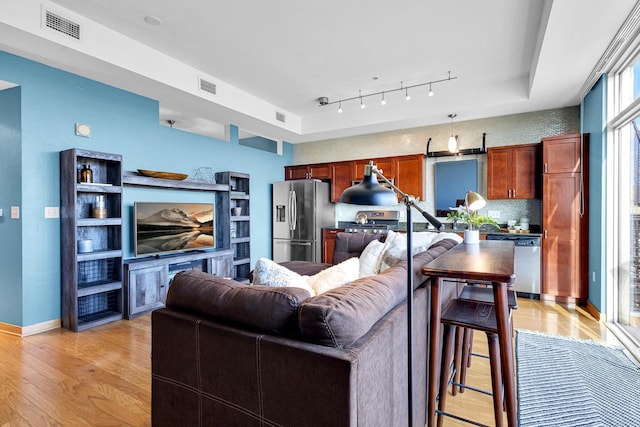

{"left": 0, "top": 50, "right": 293, "bottom": 327}
{"left": 582, "top": 75, "right": 607, "bottom": 312}
{"left": 0, "top": 86, "right": 23, "bottom": 325}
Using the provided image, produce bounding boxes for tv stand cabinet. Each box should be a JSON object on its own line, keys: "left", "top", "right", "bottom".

{"left": 123, "top": 249, "right": 233, "bottom": 319}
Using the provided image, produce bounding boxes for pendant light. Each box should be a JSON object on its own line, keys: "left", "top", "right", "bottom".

{"left": 447, "top": 113, "right": 458, "bottom": 152}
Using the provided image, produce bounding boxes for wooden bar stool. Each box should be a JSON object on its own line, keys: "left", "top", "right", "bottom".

{"left": 452, "top": 285, "right": 518, "bottom": 396}
{"left": 437, "top": 298, "right": 505, "bottom": 427}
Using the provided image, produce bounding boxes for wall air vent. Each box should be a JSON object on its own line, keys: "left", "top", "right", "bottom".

{"left": 276, "top": 111, "right": 286, "bottom": 123}
{"left": 45, "top": 10, "right": 81, "bottom": 40}
{"left": 199, "top": 78, "right": 217, "bottom": 95}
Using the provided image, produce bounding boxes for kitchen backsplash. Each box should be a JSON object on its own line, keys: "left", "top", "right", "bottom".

{"left": 335, "top": 198, "right": 541, "bottom": 228}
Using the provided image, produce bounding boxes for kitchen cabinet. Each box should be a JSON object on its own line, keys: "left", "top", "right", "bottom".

{"left": 395, "top": 154, "right": 425, "bottom": 201}
{"left": 285, "top": 163, "right": 330, "bottom": 180}
{"left": 541, "top": 134, "right": 589, "bottom": 303}
{"left": 487, "top": 144, "right": 539, "bottom": 199}
{"left": 330, "top": 161, "right": 354, "bottom": 202}
{"left": 322, "top": 228, "right": 344, "bottom": 264}
{"left": 354, "top": 158, "right": 395, "bottom": 181}
{"left": 285, "top": 153, "right": 425, "bottom": 203}
{"left": 542, "top": 133, "right": 583, "bottom": 173}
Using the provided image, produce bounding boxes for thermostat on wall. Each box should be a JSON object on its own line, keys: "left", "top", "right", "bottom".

{"left": 75, "top": 123, "right": 91, "bottom": 137}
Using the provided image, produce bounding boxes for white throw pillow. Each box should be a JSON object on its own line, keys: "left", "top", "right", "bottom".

{"left": 252, "top": 258, "right": 316, "bottom": 296}
{"left": 359, "top": 239, "right": 385, "bottom": 277}
{"left": 307, "top": 257, "right": 360, "bottom": 295}
{"left": 378, "top": 231, "right": 460, "bottom": 271}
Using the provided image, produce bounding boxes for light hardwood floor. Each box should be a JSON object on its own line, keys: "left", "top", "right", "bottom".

{"left": 0, "top": 299, "right": 619, "bottom": 427}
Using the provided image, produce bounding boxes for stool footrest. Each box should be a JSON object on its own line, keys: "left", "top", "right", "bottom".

{"left": 435, "top": 410, "right": 491, "bottom": 427}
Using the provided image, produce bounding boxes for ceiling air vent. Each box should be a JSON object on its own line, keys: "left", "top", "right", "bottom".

{"left": 276, "top": 111, "right": 286, "bottom": 123}
{"left": 45, "top": 10, "right": 81, "bottom": 40}
{"left": 199, "top": 78, "right": 217, "bottom": 95}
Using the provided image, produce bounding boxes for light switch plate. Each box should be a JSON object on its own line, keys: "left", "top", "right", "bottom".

{"left": 11, "top": 206, "right": 19, "bottom": 219}
{"left": 45, "top": 206, "right": 59, "bottom": 218}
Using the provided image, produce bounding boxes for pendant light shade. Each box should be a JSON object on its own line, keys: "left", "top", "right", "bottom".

{"left": 447, "top": 113, "right": 458, "bottom": 153}
{"left": 340, "top": 173, "right": 397, "bottom": 206}
{"left": 448, "top": 135, "right": 457, "bottom": 152}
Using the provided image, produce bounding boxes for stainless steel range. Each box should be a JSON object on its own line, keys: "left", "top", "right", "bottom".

{"left": 343, "top": 210, "right": 399, "bottom": 234}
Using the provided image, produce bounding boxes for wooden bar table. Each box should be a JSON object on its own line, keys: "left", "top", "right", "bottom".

{"left": 421, "top": 240, "right": 516, "bottom": 426}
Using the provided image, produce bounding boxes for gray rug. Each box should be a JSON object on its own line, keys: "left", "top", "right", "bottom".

{"left": 516, "top": 330, "right": 640, "bottom": 426}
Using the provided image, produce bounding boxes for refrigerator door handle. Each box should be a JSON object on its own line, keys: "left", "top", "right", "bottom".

{"left": 291, "top": 190, "right": 297, "bottom": 231}
{"left": 288, "top": 190, "right": 294, "bottom": 231}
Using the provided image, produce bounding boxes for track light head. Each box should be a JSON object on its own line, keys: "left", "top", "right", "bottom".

{"left": 317, "top": 96, "right": 329, "bottom": 106}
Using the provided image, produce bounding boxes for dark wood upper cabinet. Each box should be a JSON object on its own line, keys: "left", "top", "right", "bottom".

{"left": 330, "top": 161, "right": 354, "bottom": 202}
{"left": 395, "top": 154, "right": 424, "bottom": 201}
{"left": 285, "top": 163, "right": 331, "bottom": 180}
{"left": 353, "top": 158, "right": 396, "bottom": 181}
{"left": 487, "top": 143, "right": 539, "bottom": 200}
{"left": 542, "top": 133, "right": 583, "bottom": 174}
{"left": 285, "top": 154, "right": 425, "bottom": 203}
{"left": 285, "top": 164, "right": 309, "bottom": 180}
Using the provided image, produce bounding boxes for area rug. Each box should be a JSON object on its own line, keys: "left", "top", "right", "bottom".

{"left": 516, "top": 329, "right": 640, "bottom": 426}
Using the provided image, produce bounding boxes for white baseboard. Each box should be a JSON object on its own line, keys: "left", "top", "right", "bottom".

{"left": 0, "top": 319, "right": 61, "bottom": 337}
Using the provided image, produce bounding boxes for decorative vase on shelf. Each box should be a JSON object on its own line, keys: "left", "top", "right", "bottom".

{"left": 464, "top": 229, "right": 480, "bottom": 245}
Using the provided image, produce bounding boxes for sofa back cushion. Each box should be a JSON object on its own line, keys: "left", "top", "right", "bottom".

{"left": 332, "top": 232, "right": 384, "bottom": 265}
{"left": 166, "top": 271, "right": 310, "bottom": 334}
{"left": 297, "top": 264, "right": 407, "bottom": 348}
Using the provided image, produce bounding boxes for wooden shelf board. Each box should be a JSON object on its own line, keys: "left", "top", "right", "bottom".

{"left": 77, "top": 184, "right": 122, "bottom": 194}
{"left": 77, "top": 311, "right": 123, "bottom": 331}
{"left": 77, "top": 281, "right": 123, "bottom": 297}
{"left": 77, "top": 218, "right": 122, "bottom": 227}
{"left": 77, "top": 249, "right": 122, "bottom": 262}
{"left": 123, "top": 171, "right": 229, "bottom": 192}
{"left": 233, "top": 258, "right": 251, "bottom": 266}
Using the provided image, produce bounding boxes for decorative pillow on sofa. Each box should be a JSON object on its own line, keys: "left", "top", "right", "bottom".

{"left": 306, "top": 257, "right": 359, "bottom": 294}
{"left": 253, "top": 257, "right": 360, "bottom": 296}
{"left": 165, "top": 270, "right": 310, "bottom": 334}
{"left": 252, "top": 258, "right": 316, "bottom": 295}
{"left": 358, "top": 239, "right": 385, "bottom": 277}
{"left": 379, "top": 231, "right": 462, "bottom": 271}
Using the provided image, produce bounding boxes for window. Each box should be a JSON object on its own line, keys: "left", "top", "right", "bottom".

{"left": 607, "top": 40, "right": 640, "bottom": 356}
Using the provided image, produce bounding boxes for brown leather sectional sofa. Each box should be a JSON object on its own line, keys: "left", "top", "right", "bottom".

{"left": 151, "top": 232, "right": 459, "bottom": 426}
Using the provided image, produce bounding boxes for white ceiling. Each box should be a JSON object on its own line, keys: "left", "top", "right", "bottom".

{"left": 0, "top": 0, "right": 636, "bottom": 143}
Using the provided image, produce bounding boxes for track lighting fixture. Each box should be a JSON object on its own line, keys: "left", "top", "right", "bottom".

{"left": 447, "top": 113, "right": 458, "bottom": 153}
{"left": 317, "top": 71, "right": 457, "bottom": 112}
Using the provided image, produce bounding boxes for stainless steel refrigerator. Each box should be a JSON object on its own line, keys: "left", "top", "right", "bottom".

{"left": 273, "top": 180, "right": 335, "bottom": 263}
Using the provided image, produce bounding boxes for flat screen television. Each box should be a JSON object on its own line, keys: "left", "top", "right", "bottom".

{"left": 134, "top": 201, "right": 215, "bottom": 257}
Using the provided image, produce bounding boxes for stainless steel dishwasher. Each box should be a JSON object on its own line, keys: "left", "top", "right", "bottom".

{"left": 485, "top": 234, "right": 541, "bottom": 297}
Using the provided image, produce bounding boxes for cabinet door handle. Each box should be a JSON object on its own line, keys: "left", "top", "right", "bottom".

{"left": 544, "top": 229, "right": 547, "bottom": 239}
{"left": 544, "top": 163, "right": 548, "bottom": 173}
{"left": 512, "top": 188, "right": 516, "bottom": 198}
